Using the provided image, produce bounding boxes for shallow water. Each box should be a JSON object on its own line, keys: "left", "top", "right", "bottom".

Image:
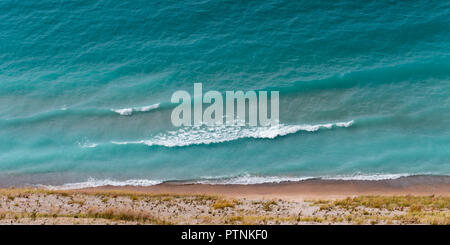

{"left": 1, "top": 0, "right": 449, "bottom": 187}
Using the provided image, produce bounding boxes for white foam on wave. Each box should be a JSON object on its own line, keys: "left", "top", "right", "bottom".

{"left": 111, "top": 120, "right": 354, "bottom": 147}
{"left": 322, "top": 173, "right": 411, "bottom": 181}
{"left": 41, "top": 173, "right": 412, "bottom": 189}
{"left": 135, "top": 103, "right": 160, "bottom": 112}
{"left": 82, "top": 143, "right": 98, "bottom": 148}
{"left": 41, "top": 178, "right": 163, "bottom": 190}
{"left": 196, "top": 174, "right": 315, "bottom": 185}
{"left": 336, "top": 120, "right": 354, "bottom": 127}
{"left": 112, "top": 103, "right": 160, "bottom": 116}
{"left": 113, "top": 108, "right": 133, "bottom": 116}
{"left": 77, "top": 141, "right": 98, "bottom": 148}
{"left": 195, "top": 173, "right": 411, "bottom": 185}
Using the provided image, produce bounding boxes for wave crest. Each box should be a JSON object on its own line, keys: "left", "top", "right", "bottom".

{"left": 112, "top": 103, "right": 160, "bottom": 116}
{"left": 39, "top": 173, "right": 413, "bottom": 190}
{"left": 195, "top": 173, "right": 411, "bottom": 184}
{"left": 111, "top": 120, "right": 354, "bottom": 147}
{"left": 40, "top": 178, "right": 162, "bottom": 190}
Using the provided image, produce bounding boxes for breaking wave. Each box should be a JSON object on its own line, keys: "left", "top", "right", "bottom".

{"left": 111, "top": 120, "right": 354, "bottom": 147}
{"left": 195, "top": 173, "right": 412, "bottom": 184}
{"left": 40, "top": 178, "right": 163, "bottom": 190}
{"left": 112, "top": 103, "right": 160, "bottom": 116}
{"left": 39, "top": 173, "right": 414, "bottom": 190}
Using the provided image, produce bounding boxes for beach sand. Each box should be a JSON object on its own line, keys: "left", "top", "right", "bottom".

{"left": 0, "top": 176, "right": 449, "bottom": 225}
{"left": 89, "top": 175, "right": 450, "bottom": 201}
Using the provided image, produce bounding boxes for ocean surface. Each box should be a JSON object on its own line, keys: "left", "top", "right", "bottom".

{"left": 1, "top": 0, "right": 449, "bottom": 188}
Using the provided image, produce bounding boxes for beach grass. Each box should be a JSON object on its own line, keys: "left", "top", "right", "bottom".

{"left": 0, "top": 188, "right": 448, "bottom": 225}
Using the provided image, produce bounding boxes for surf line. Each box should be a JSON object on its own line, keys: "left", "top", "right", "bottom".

{"left": 171, "top": 83, "right": 279, "bottom": 127}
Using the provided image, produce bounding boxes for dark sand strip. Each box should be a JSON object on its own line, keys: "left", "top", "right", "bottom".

{"left": 85, "top": 175, "right": 450, "bottom": 200}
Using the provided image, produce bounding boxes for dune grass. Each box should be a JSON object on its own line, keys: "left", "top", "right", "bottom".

{"left": 0, "top": 188, "right": 448, "bottom": 224}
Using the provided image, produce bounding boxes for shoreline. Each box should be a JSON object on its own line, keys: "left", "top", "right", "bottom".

{"left": 0, "top": 175, "right": 449, "bottom": 224}
{"left": 76, "top": 175, "right": 450, "bottom": 201}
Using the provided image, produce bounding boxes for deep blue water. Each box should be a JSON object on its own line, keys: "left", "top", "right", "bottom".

{"left": 0, "top": 0, "right": 449, "bottom": 187}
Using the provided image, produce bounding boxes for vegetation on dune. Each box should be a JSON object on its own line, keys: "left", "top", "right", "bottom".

{"left": 308, "top": 195, "right": 450, "bottom": 225}
{"left": 212, "top": 199, "right": 239, "bottom": 209}
{"left": 0, "top": 189, "right": 448, "bottom": 225}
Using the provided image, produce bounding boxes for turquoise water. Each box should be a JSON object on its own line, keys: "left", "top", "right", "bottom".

{"left": 1, "top": 0, "right": 449, "bottom": 187}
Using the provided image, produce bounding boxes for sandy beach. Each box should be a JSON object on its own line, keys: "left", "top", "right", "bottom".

{"left": 0, "top": 176, "right": 449, "bottom": 225}
{"left": 90, "top": 175, "right": 450, "bottom": 200}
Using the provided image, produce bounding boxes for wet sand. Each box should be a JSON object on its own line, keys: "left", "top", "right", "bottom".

{"left": 0, "top": 175, "right": 449, "bottom": 224}
{"left": 87, "top": 175, "right": 450, "bottom": 201}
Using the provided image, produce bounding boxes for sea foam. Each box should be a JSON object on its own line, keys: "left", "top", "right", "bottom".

{"left": 111, "top": 120, "right": 354, "bottom": 147}
{"left": 41, "top": 178, "right": 163, "bottom": 190}
{"left": 194, "top": 173, "right": 411, "bottom": 184}
{"left": 40, "top": 173, "right": 412, "bottom": 190}
{"left": 112, "top": 103, "right": 160, "bottom": 116}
